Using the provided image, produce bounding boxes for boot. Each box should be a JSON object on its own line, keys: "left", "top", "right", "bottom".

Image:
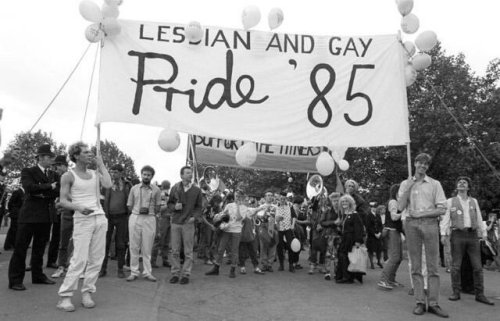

{"left": 205, "top": 264, "right": 220, "bottom": 276}
{"left": 229, "top": 267, "right": 236, "bottom": 278}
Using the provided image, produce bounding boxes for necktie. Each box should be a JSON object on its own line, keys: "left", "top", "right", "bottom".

{"left": 44, "top": 169, "right": 48, "bottom": 177}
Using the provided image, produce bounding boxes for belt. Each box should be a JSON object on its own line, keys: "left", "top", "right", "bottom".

{"left": 452, "top": 228, "right": 476, "bottom": 233}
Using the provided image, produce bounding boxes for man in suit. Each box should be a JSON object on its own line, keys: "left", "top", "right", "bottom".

{"left": 4, "top": 183, "right": 25, "bottom": 250}
{"left": 8, "top": 144, "right": 59, "bottom": 291}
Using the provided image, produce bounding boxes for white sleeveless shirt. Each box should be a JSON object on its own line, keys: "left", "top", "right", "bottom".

{"left": 70, "top": 169, "right": 104, "bottom": 218}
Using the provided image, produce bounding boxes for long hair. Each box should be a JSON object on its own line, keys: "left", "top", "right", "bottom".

{"left": 339, "top": 194, "right": 356, "bottom": 217}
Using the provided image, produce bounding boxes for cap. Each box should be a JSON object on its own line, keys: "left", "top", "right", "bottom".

{"left": 53, "top": 155, "right": 68, "bottom": 166}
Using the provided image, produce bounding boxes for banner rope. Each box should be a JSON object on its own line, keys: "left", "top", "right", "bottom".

{"left": 29, "top": 43, "right": 92, "bottom": 132}
{"left": 80, "top": 44, "right": 100, "bottom": 140}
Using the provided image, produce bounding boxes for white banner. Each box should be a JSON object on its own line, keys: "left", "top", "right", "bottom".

{"left": 98, "top": 20, "right": 409, "bottom": 147}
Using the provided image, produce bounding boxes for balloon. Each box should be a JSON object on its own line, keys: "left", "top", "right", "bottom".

{"left": 401, "top": 13, "right": 419, "bottom": 34}
{"left": 403, "top": 41, "right": 416, "bottom": 57}
{"left": 405, "top": 64, "right": 417, "bottom": 86}
{"left": 331, "top": 150, "right": 341, "bottom": 163}
{"left": 338, "top": 159, "right": 350, "bottom": 171}
{"left": 268, "top": 8, "right": 284, "bottom": 30}
{"left": 85, "top": 23, "right": 104, "bottom": 43}
{"left": 316, "top": 152, "right": 335, "bottom": 176}
{"left": 242, "top": 5, "right": 261, "bottom": 30}
{"left": 79, "top": 0, "right": 103, "bottom": 23}
{"left": 235, "top": 142, "right": 258, "bottom": 167}
{"left": 397, "top": 0, "right": 414, "bottom": 16}
{"left": 102, "top": 17, "right": 121, "bottom": 36}
{"left": 102, "top": 3, "right": 119, "bottom": 19}
{"left": 185, "top": 21, "right": 203, "bottom": 42}
{"left": 415, "top": 30, "right": 438, "bottom": 52}
{"left": 412, "top": 53, "right": 432, "bottom": 71}
{"left": 158, "top": 129, "right": 181, "bottom": 152}
{"left": 291, "top": 238, "right": 301, "bottom": 253}
{"left": 105, "top": 0, "right": 123, "bottom": 5}
{"left": 288, "top": 177, "right": 293, "bottom": 183}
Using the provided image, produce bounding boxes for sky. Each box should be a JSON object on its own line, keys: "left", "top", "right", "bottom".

{"left": 0, "top": 0, "right": 498, "bottom": 184}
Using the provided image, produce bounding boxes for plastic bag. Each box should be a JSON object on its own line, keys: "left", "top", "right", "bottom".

{"left": 348, "top": 244, "right": 368, "bottom": 274}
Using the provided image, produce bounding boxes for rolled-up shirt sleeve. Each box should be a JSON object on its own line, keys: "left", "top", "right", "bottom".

{"left": 474, "top": 199, "right": 487, "bottom": 238}
{"left": 434, "top": 181, "right": 447, "bottom": 208}
{"left": 440, "top": 199, "right": 452, "bottom": 236}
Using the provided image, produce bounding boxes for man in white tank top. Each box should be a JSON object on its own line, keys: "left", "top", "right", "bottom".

{"left": 56, "top": 142, "right": 112, "bottom": 312}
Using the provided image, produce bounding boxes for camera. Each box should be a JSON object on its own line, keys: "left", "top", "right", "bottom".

{"left": 139, "top": 207, "right": 149, "bottom": 215}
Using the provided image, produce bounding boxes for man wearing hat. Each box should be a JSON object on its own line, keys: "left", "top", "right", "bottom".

{"left": 440, "top": 176, "right": 494, "bottom": 306}
{"left": 8, "top": 144, "right": 59, "bottom": 291}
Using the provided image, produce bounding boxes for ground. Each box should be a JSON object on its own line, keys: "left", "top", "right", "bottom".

{"left": 1, "top": 226, "right": 499, "bottom": 321}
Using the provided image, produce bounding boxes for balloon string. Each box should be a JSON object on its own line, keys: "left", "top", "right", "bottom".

{"left": 29, "top": 43, "right": 92, "bottom": 133}
{"left": 80, "top": 44, "right": 100, "bottom": 141}
{"left": 426, "top": 80, "right": 500, "bottom": 182}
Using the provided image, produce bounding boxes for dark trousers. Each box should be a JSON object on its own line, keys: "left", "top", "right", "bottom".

{"left": 4, "top": 217, "right": 18, "bottom": 250}
{"left": 215, "top": 232, "right": 240, "bottom": 268}
{"left": 310, "top": 236, "right": 327, "bottom": 265}
{"left": 239, "top": 239, "right": 259, "bottom": 267}
{"left": 57, "top": 212, "right": 74, "bottom": 268}
{"left": 152, "top": 215, "right": 171, "bottom": 264}
{"left": 198, "top": 223, "right": 215, "bottom": 260}
{"left": 277, "top": 230, "right": 298, "bottom": 266}
{"left": 47, "top": 220, "right": 61, "bottom": 265}
{"left": 102, "top": 214, "right": 128, "bottom": 270}
{"left": 450, "top": 229, "right": 484, "bottom": 295}
{"left": 8, "top": 222, "right": 51, "bottom": 286}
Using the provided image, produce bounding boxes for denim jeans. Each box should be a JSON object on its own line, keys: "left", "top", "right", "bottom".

{"left": 450, "top": 229, "right": 484, "bottom": 295}
{"left": 152, "top": 214, "right": 171, "bottom": 264}
{"left": 380, "top": 229, "right": 402, "bottom": 282}
{"left": 170, "top": 222, "right": 195, "bottom": 277}
{"left": 406, "top": 218, "right": 440, "bottom": 306}
{"left": 215, "top": 232, "right": 241, "bottom": 268}
{"left": 58, "top": 211, "right": 74, "bottom": 268}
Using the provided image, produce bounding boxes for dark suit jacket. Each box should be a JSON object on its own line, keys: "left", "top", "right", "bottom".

{"left": 366, "top": 212, "right": 383, "bottom": 238}
{"left": 7, "top": 188, "right": 25, "bottom": 220}
{"left": 18, "top": 166, "right": 59, "bottom": 223}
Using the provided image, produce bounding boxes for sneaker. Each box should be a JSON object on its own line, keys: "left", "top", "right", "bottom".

{"left": 81, "top": 292, "right": 96, "bottom": 309}
{"left": 180, "top": 277, "right": 189, "bottom": 285}
{"left": 240, "top": 267, "right": 247, "bottom": 274}
{"left": 308, "top": 264, "right": 315, "bottom": 275}
{"left": 324, "top": 274, "right": 331, "bottom": 281}
{"left": 144, "top": 274, "right": 157, "bottom": 282}
{"left": 204, "top": 260, "right": 214, "bottom": 265}
{"left": 388, "top": 280, "right": 404, "bottom": 288}
{"left": 377, "top": 280, "right": 394, "bottom": 290}
{"left": 254, "top": 267, "right": 265, "bottom": 275}
{"left": 126, "top": 275, "right": 138, "bottom": 282}
{"left": 57, "top": 297, "right": 75, "bottom": 312}
{"left": 169, "top": 276, "right": 180, "bottom": 284}
{"left": 52, "top": 267, "right": 66, "bottom": 278}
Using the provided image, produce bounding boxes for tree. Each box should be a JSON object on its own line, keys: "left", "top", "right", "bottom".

{"left": 92, "top": 140, "right": 139, "bottom": 182}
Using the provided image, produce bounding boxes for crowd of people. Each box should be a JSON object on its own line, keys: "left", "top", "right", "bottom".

{"left": 1, "top": 144, "right": 499, "bottom": 317}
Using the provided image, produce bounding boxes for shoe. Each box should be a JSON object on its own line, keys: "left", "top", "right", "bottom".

{"left": 355, "top": 275, "right": 363, "bottom": 284}
{"left": 81, "top": 292, "right": 96, "bottom": 309}
{"left": 144, "top": 274, "right": 157, "bottom": 282}
{"left": 32, "top": 277, "right": 56, "bottom": 285}
{"left": 99, "top": 270, "right": 107, "bottom": 278}
{"left": 267, "top": 266, "right": 273, "bottom": 272}
{"left": 180, "top": 277, "right": 189, "bottom": 285}
{"left": 324, "top": 274, "right": 331, "bottom": 281}
{"left": 126, "top": 275, "right": 138, "bottom": 282}
{"left": 278, "top": 264, "right": 284, "bottom": 271}
{"left": 318, "top": 265, "right": 327, "bottom": 274}
{"left": 52, "top": 267, "right": 66, "bottom": 278}
{"left": 308, "top": 264, "right": 315, "bottom": 275}
{"left": 254, "top": 267, "right": 265, "bottom": 275}
{"left": 229, "top": 267, "right": 236, "bottom": 278}
{"left": 204, "top": 260, "right": 214, "bottom": 265}
{"left": 475, "top": 295, "right": 494, "bottom": 306}
{"left": 117, "top": 269, "right": 126, "bottom": 279}
{"left": 240, "top": 267, "right": 247, "bottom": 274}
{"left": 377, "top": 262, "right": 383, "bottom": 269}
{"left": 413, "top": 303, "right": 426, "bottom": 316}
{"left": 47, "top": 262, "right": 58, "bottom": 269}
{"left": 289, "top": 264, "right": 295, "bottom": 273}
{"left": 408, "top": 288, "right": 415, "bottom": 296}
{"left": 377, "top": 280, "right": 394, "bottom": 290}
{"left": 163, "top": 261, "right": 171, "bottom": 268}
{"left": 294, "top": 264, "right": 303, "bottom": 270}
{"left": 9, "top": 284, "right": 26, "bottom": 291}
{"left": 448, "top": 292, "right": 460, "bottom": 301}
{"left": 205, "top": 264, "right": 220, "bottom": 276}
{"left": 427, "top": 305, "right": 449, "bottom": 318}
{"left": 169, "top": 276, "right": 179, "bottom": 284}
{"left": 336, "top": 278, "right": 354, "bottom": 284}
{"left": 57, "top": 297, "right": 75, "bottom": 312}
{"left": 388, "top": 280, "right": 404, "bottom": 288}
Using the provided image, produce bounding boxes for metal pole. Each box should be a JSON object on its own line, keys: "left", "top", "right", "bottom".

{"left": 406, "top": 142, "right": 412, "bottom": 178}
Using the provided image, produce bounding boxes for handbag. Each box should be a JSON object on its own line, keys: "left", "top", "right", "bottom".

{"left": 348, "top": 244, "right": 368, "bottom": 274}
{"left": 240, "top": 217, "right": 255, "bottom": 242}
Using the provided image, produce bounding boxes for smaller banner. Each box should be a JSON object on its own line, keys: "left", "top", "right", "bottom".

{"left": 191, "top": 135, "right": 324, "bottom": 173}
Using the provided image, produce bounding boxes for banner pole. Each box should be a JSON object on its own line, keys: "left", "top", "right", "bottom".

{"left": 406, "top": 142, "right": 412, "bottom": 178}
{"left": 96, "top": 123, "right": 102, "bottom": 208}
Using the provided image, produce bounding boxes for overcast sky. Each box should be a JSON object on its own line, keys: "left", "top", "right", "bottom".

{"left": 0, "top": 0, "right": 498, "bottom": 184}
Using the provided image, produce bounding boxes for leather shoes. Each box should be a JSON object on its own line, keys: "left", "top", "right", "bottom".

{"left": 32, "top": 277, "right": 56, "bottom": 285}
{"left": 412, "top": 303, "right": 426, "bottom": 315}
{"left": 475, "top": 295, "right": 494, "bottom": 306}
{"left": 427, "top": 305, "right": 449, "bottom": 318}
{"left": 9, "top": 284, "right": 27, "bottom": 291}
{"left": 448, "top": 292, "right": 460, "bottom": 301}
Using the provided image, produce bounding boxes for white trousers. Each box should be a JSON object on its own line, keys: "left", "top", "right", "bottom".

{"left": 129, "top": 214, "right": 156, "bottom": 277}
{"left": 58, "top": 215, "right": 107, "bottom": 297}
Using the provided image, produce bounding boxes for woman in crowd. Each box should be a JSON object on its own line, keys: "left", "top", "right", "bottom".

{"left": 345, "top": 179, "right": 370, "bottom": 223}
{"left": 336, "top": 194, "right": 365, "bottom": 284}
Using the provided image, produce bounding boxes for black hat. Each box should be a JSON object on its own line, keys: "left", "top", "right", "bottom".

{"left": 53, "top": 155, "right": 68, "bottom": 166}
{"left": 36, "top": 144, "right": 55, "bottom": 157}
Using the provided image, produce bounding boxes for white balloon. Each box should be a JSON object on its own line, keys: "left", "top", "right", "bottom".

{"left": 338, "top": 159, "right": 350, "bottom": 171}
{"left": 291, "top": 238, "right": 301, "bottom": 253}
{"left": 79, "top": 0, "right": 103, "bottom": 23}
{"left": 185, "top": 21, "right": 203, "bottom": 42}
{"left": 268, "top": 8, "right": 284, "bottom": 30}
{"left": 412, "top": 53, "right": 432, "bottom": 71}
{"left": 102, "top": 3, "right": 119, "bottom": 19}
{"left": 403, "top": 41, "right": 416, "bottom": 57}
{"left": 415, "top": 30, "right": 438, "bottom": 52}
{"left": 405, "top": 64, "right": 417, "bottom": 86}
{"left": 102, "top": 17, "right": 121, "bottom": 36}
{"left": 401, "top": 13, "right": 419, "bottom": 34}
{"left": 235, "top": 142, "right": 258, "bottom": 167}
{"left": 105, "top": 0, "right": 123, "bottom": 6}
{"left": 85, "top": 23, "right": 104, "bottom": 43}
{"left": 316, "top": 152, "right": 335, "bottom": 176}
{"left": 158, "top": 129, "right": 181, "bottom": 152}
{"left": 242, "top": 5, "right": 261, "bottom": 30}
{"left": 397, "top": 0, "right": 414, "bottom": 16}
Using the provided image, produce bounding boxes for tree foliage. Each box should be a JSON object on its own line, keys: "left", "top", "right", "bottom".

{"left": 92, "top": 140, "right": 139, "bottom": 182}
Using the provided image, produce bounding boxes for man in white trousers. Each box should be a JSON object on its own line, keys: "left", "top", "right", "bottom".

{"left": 56, "top": 142, "right": 112, "bottom": 312}
{"left": 126, "top": 165, "right": 161, "bottom": 282}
